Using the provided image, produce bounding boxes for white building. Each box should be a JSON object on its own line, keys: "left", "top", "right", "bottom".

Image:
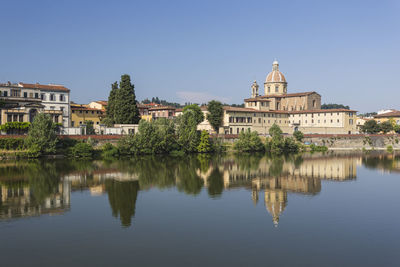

{"left": 19, "top": 83, "right": 71, "bottom": 127}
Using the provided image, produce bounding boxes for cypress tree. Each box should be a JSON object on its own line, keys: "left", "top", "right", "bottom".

{"left": 106, "top": 81, "right": 118, "bottom": 124}
{"left": 114, "top": 74, "right": 141, "bottom": 124}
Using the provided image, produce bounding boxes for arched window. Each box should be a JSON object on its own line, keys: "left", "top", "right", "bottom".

{"left": 275, "top": 86, "right": 279, "bottom": 92}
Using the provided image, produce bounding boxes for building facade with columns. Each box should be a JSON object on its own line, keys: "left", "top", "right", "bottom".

{"left": 0, "top": 82, "right": 70, "bottom": 127}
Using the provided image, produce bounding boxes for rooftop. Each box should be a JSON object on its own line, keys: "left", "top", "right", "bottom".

{"left": 374, "top": 110, "right": 400, "bottom": 118}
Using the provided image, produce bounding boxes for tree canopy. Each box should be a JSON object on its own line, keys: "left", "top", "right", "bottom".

{"left": 206, "top": 100, "right": 223, "bottom": 133}
{"left": 25, "top": 113, "right": 58, "bottom": 155}
{"left": 321, "top": 103, "right": 350, "bottom": 110}
{"left": 183, "top": 104, "right": 204, "bottom": 125}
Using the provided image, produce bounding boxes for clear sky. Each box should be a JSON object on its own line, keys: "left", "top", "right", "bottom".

{"left": 0, "top": 0, "right": 399, "bottom": 112}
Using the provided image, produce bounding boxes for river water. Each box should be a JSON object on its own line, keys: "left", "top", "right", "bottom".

{"left": 0, "top": 152, "right": 399, "bottom": 266}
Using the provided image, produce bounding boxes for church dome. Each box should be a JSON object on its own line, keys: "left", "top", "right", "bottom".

{"left": 265, "top": 60, "right": 287, "bottom": 83}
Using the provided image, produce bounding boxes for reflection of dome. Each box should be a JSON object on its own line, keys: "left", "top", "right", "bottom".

{"left": 264, "top": 189, "right": 287, "bottom": 226}
{"left": 265, "top": 60, "right": 287, "bottom": 83}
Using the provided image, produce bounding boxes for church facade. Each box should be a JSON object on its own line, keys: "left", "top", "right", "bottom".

{"left": 209, "top": 60, "right": 357, "bottom": 135}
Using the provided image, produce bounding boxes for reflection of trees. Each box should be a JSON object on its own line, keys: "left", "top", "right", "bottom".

{"left": 105, "top": 180, "right": 139, "bottom": 227}
{"left": 234, "top": 153, "right": 263, "bottom": 171}
{"left": 268, "top": 156, "right": 284, "bottom": 177}
{"left": 176, "top": 157, "right": 203, "bottom": 195}
{"left": 207, "top": 168, "right": 223, "bottom": 198}
{"left": 362, "top": 155, "right": 400, "bottom": 172}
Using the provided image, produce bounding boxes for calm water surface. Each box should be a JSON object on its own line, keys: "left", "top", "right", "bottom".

{"left": 1, "top": 152, "right": 400, "bottom": 266}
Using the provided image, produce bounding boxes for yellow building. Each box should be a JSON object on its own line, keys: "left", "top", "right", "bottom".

{"left": 374, "top": 110, "right": 400, "bottom": 124}
{"left": 70, "top": 104, "right": 104, "bottom": 127}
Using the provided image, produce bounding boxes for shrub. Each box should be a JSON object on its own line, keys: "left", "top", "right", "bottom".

{"left": 197, "top": 130, "right": 213, "bottom": 153}
{"left": 0, "top": 122, "right": 30, "bottom": 134}
{"left": 265, "top": 125, "right": 299, "bottom": 154}
{"left": 69, "top": 142, "right": 94, "bottom": 158}
{"left": 293, "top": 131, "right": 304, "bottom": 142}
{"left": 25, "top": 113, "right": 58, "bottom": 155}
{"left": 234, "top": 129, "right": 264, "bottom": 152}
{"left": 387, "top": 145, "right": 393, "bottom": 153}
{"left": 0, "top": 138, "right": 25, "bottom": 150}
{"left": 118, "top": 118, "right": 178, "bottom": 155}
{"left": 101, "top": 143, "right": 119, "bottom": 158}
{"left": 310, "top": 144, "right": 328, "bottom": 152}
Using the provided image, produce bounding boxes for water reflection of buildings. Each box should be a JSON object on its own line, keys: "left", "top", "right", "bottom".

{"left": 201, "top": 154, "right": 358, "bottom": 226}
{"left": 0, "top": 181, "right": 70, "bottom": 219}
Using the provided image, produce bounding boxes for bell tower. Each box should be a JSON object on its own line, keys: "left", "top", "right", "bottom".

{"left": 251, "top": 80, "right": 259, "bottom": 98}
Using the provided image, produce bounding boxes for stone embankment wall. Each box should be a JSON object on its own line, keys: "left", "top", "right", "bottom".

{"left": 303, "top": 134, "right": 400, "bottom": 150}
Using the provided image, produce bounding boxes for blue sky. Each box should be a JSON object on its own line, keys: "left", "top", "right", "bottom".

{"left": 0, "top": 0, "right": 399, "bottom": 112}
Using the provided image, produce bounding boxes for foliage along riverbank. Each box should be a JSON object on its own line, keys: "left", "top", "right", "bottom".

{"left": 1, "top": 113, "right": 328, "bottom": 160}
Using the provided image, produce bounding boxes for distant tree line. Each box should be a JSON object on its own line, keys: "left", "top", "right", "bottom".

{"left": 321, "top": 103, "right": 350, "bottom": 110}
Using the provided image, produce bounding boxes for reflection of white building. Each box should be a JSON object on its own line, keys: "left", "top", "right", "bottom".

{"left": 0, "top": 180, "right": 70, "bottom": 219}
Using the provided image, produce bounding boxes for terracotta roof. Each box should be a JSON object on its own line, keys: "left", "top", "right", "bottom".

{"left": 176, "top": 108, "right": 183, "bottom": 112}
{"left": 374, "top": 110, "right": 400, "bottom": 118}
{"left": 19, "top": 82, "right": 70, "bottom": 92}
{"left": 149, "top": 106, "right": 176, "bottom": 111}
{"left": 290, "top": 109, "right": 356, "bottom": 114}
{"left": 71, "top": 105, "right": 103, "bottom": 112}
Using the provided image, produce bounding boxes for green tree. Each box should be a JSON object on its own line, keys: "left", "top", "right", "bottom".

{"left": 234, "top": 129, "right": 264, "bottom": 152}
{"left": 293, "top": 130, "right": 304, "bottom": 142}
{"left": 25, "top": 113, "right": 58, "bottom": 155}
{"left": 361, "top": 120, "right": 380, "bottom": 134}
{"left": 269, "top": 123, "right": 283, "bottom": 137}
{"left": 197, "top": 130, "right": 213, "bottom": 153}
{"left": 206, "top": 100, "right": 223, "bottom": 133}
{"left": 183, "top": 104, "right": 204, "bottom": 125}
{"left": 114, "top": 74, "right": 140, "bottom": 124}
{"left": 380, "top": 121, "right": 393, "bottom": 134}
{"left": 321, "top": 103, "right": 350, "bottom": 109}
{"left": 176, "top": 111, "right": 200, "bottom": 153}
{"left": 105, "top": 81, "right": 119, "bottom": 125}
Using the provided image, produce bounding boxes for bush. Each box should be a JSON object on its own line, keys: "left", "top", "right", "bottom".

{"left": 69, "top": 142, "right": 94, "bottom": 158}
{"left": 0, "top": 138, "right": 25, "bottom": 150}
{"left": 25, "top": 113, "right": 58, "bottom": 155}
{"left": 211, "top": 137, "right": 227, "bottom": 153}
{"left": 234, "top": 129, "right": 264, "bottom": 152}
{"left": 387, "top": 145, "right": 393, "bottom": 153}
{"left": 118, "top": 118, "right": 178, "bottom": 155}
{"left": 310, "top": 144, "right": 328, "bottom": 152}
{"left": 293, "top": 131, "right": 304, "bottom": 142}
{"left": 197, "top": 130, "right": 213, "bottom": 153}
{"left": 265, "top": 125, "right": 299, "bottom": 154}
{"left": 0, "top": 122, "right": 30, "bottom": 134}
{"left": 101, "top": 143, "right": 119, "bottom": 158}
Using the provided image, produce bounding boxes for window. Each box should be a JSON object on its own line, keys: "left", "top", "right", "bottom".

{"left": 3, "top": 91, "right": 7, "bottom": 97}
{"left": 337, "top": 119, "right": 340, "bottom": 123}
{"left": 96, "top": 121, "right": 99, "bottom": 124}
{"left": 50, "top": 106, "right": 55, "bottom": 110}
{"left": 72, "top": 110, "right": 75, "bottom": 113}
{"left": 41, "top": 94, "right": 46, "bottom": 100}
{"left": 275, "top": 86, "right": 279, "bottom": 92}
{"left": 60, "top": 94, "right": 64, "bottom": 101}
{"left": 268, "top": 87, "right": 270, "bottom": 93}
{"left": 71, "top": 121, "right": 75, "bottom": 127}
{"left": 35, "top": 93, "right": 39, "bottom": 98}
{"left": 24, "top": 92, "right": 28, "bottom": 98}
{"left": 50, "top": 94, "right": 55, "bottom": 101}
{"left": 19, "top": 114, "right": 24, "bottom": 122}
{"left": 85, "top": 111, "right": 88, "bottom": 114}
{"left": 79, "top": 121, "right": 82, "bottom": 125}
{"left": 29, "top": 93, "right": 33, "bottom": 98}
{"left": 349, "top": 119, "right": 353, "bottom": 125}
{"left": 258, "top": 118, "right": 261, "bottom": 123}
{"left": 11, "top": 89, "right": 20, "bottom": 97}
{"left": 92, "top": 111, "right": 94, "bottom": 114}
{"left": 331, "top": 120, "right": 333, "bottom": 123}
{"left": 312, "top": 119, "right": 314, "bottom": 123}
{"left": 79, "top": 110, "right": 82, "bottom": 114}
{"left": 7, "top": 114, "right": 12, "bottom": 122}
